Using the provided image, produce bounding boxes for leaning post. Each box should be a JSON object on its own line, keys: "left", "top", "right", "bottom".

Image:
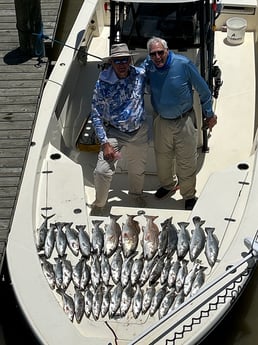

{"left": 14, "top": 0, "right": 45, "bottom": 57}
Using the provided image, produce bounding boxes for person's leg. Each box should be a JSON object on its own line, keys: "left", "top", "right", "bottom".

{"left": 154, "top": 116, "right": 178, "bottom": 193}
{"left": 93, "top": 138, "right": 119, "bottom": 207}
{"left": 125, "top": 123, "right": 149, "bottom": 196}
{"left": 175, "top": 110, "right": 197, "bottom": 201}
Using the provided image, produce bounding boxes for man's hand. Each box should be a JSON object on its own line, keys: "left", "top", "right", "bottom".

{"left": 102, "top": 142, "right": 115, "bottom": 161}
{"left": 202, "top": 115, "right": 217, "bottom": 131}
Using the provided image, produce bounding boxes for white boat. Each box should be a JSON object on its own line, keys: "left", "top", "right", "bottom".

{"left": 6, "top": 0, "right": 258, "bottom": 344}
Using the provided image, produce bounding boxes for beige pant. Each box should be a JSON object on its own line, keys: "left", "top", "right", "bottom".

{"left": 153, "top": 110, "right": 197, "bottom": 200}
{"left": 93, "top": 121, "right": 149, "bottom": 207}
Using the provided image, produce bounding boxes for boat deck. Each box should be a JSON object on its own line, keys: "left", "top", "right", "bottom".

{"left": 0, "top": 0, "right": 63, "bottom": 275}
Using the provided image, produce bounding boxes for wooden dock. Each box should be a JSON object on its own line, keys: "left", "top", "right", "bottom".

{"left": 0, "top": 0, "right": 63, "bottom": 274}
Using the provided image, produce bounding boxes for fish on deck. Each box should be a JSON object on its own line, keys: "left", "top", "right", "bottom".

{"left": 177, "top": 221, "right": 190, "bottom": 259}
{"left": 104, "top": 214, "right": 122, "bottom": 257}
{"left": 205, "top": 227, "right": 219, "bottom": 267}
{"left": 189, "top": 216, "right": 206, "bottom": 262}
{"left": 121, "top": 214, "right": 140, "bottom": 258}
{"left": 92, "top": 220, "right": 105, "bottom": 256}
{"left": 142, "top": 215, "right": 160, "bottom": 260}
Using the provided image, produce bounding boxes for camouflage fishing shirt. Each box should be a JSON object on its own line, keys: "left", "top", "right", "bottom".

{"left": 91, "top": 65, "right": 146, "bottom": 145}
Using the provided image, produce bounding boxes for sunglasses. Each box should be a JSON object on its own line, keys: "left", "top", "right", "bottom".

{"left": 112, "top": 57, "right": 130, "bottom": 65}
{"left": 149, "top": 50, "right": 165, "bottom": 58}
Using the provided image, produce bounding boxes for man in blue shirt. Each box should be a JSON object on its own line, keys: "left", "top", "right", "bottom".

{"left": 145, "top": 37, "right": 217, "bottom": 210}
{"left": 90, "top": 43, "right": 148, "bottom": 215}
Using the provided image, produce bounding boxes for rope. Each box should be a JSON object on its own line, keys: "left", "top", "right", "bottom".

{"left": 32, "top": 30, "right": 104, "bottom": 61}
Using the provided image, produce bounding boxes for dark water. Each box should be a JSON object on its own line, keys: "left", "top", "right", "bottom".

{"left": 201, "top": 265, "right": 258, "bottom": 345}
{"left": 0, "top": 261, "right": 39, "bottom": 345}
{"left": 1, "top": 1, "right": 257, "bottom": 344}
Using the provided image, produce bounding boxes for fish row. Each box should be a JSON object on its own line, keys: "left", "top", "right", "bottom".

{"left": 39, "top": 247, "right": 207, "bottom": 300}
{"left": 57, "top": 272, "right": 205, "bottom": 324}
{"left": 35, "top": 216, "right": 91, "bottom": 258}
{"left": 36, "top": 214, "right": 219, "bottom": 268}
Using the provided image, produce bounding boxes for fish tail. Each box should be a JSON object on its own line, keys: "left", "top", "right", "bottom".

{"left": 163, "top": 216, "right": 173, "bottom": 227}
{"left": 110, "top": 214, "right": 122, "bottom": 222}
{"left": 55, "top": 221, "right": 66, "bottom": 229}
{"left": 204, "top": 227, "right": 215, "bottom": 235}
{"left": 144, "top": 215, "right": 159, "bottom": 221}
{"left": 75, "top": 224, "right": 86, "bottom": 231}
{"left": 126, "top": 214, "right": 139, "bottom": 220}
{"left": 165, "top": 216, "right": 173, "bottom": 224}
{"left": 178, "top": 221, "right": 189, "bottom": 229}
{"left": 56, "top": 287, "right": 65, "bottom": 297}
{"left": 64, "top": 222, "right": 73, "bottom": 228}
{"left": 92, "top": 219, "right": 104, "bottom": 226}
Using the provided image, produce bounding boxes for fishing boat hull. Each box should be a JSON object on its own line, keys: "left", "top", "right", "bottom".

{"left": 6, "top": 1, "right": 258, "bottom": 344}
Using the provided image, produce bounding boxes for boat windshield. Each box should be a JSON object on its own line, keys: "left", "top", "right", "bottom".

{"left": 110, "top": 1, "right": 201, "bottom": 50}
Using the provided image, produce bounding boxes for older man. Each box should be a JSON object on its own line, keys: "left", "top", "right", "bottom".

{"left": 90, "top": 43, "right": 148, "bottom": 215}
{"left": 144, "top": 37, "right": 217, "bottom": 210}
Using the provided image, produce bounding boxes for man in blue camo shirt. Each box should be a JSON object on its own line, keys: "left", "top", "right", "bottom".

{"left": 90, "top": 43, "right": 148, "bottom": 215}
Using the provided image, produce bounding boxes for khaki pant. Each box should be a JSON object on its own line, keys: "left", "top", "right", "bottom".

{"left": 93, "top": 121, "right": 149, "bottom": 207}
{"left": 153, "top": 110, "right": 197, "bottom": 200}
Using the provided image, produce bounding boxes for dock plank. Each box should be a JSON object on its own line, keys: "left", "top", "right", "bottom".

{"left": 0, "top": 0, "right": 63, "bottom": 275}
{"left": 0, "top": 167, "right": 23, "bottom": 176}
{"left": 0, "top": 220, "right": 9, "bottom": 231}
{"left": 0, "top": 88, "right": 41, "bottom": 97}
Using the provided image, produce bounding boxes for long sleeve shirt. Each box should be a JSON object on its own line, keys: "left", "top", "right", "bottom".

{"left": 144, "top": 51, "right": 214, "bottom": 119}
{"left": 90, "top": 65, "right": 146, "bottom": 145}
